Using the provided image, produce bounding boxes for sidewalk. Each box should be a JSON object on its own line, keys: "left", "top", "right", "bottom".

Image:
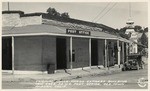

{"left": 2, "top": 66, "right": 121, "bottom": 82}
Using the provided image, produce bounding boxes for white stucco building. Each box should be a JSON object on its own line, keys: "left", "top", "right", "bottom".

{"left": 125, "top": 19, "right": 138, "bottom": 53}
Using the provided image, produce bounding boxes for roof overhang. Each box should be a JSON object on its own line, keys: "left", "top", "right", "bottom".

{"left": 2, "top": 24, "right": 131, "bottom": 43}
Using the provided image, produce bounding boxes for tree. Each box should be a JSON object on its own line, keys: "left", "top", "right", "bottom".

{"left": 140, "top": 32, "right": 148, "bottom": 47}
{"left": 138, "top": 32, "right": 148, "bottom": 55}
{"left": 144, "top": 27, "right": 148, "bottom": 33}
{"left": 134, "top": 25, "right": 143, "bottom": 33}
{"left": 46, "top": 7, "right": 70, "bottom": 18}
{"left": 119, "top": 27, "right": 126, "bottom": 34}
{"left": 118, "top": 27, "right": 131, "bottom": 39}
{"left": 115, "top": 28, "right": 119, "bottom": 32}
{"left": 61, "top": 12, "right": 70, "bottom": 18}
{"left": 46, "top": 7, "right": 60, "bottom": 16}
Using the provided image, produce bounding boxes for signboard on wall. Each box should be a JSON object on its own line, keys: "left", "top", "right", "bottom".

{"left": 66, "top": 29, "right": 91, "bottom": 36}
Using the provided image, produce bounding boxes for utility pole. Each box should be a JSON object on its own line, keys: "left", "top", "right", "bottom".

{"left": 129, "top": 2, "right": 131, "bottom": 19}
{"left": 8, "top": 2, "right": 10, "bottom": 11}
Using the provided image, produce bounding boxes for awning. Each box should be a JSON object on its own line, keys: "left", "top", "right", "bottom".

{"left": 2, "top": 24, "right": 130, "bottom": 43}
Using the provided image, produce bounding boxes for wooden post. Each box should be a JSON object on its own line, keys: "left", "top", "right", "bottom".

{"left": 12, "top": 36, "right": 14, "bottom": 74}
{"left": 107, "top": 41, "right": 110, "bottom": 70}
{"left": 70, "top": 37, "right": 73, "bottom": 71}
{"left": 89, "top": 38, "right": 91, "bottom": 68}
{"left": 117, "top": 40, "right": 120, "bottom": 67}
{"left": 126, "top": 43, "right": 129, "bottom": 62}
{"left": 104, "top": 39, "right": 107, "bottom": 68}
{"left": 122, "top": 42, "right": 125, "bottom": 64}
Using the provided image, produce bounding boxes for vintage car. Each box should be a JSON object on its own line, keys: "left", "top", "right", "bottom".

{"left": 122, "top": 53, "right": 144, "bottom": 71}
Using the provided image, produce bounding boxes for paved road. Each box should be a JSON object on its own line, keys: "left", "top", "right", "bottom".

{"left": 2, "top": 64, "right": 148, "bottom": 89}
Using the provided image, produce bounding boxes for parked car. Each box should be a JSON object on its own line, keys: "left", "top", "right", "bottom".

{"left": 122, "top": 53, "right": 144, "bottom": 71}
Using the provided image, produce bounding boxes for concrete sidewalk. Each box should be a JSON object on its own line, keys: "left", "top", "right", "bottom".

{"left": 2, "top": 66, "right": 121, "bottom": 82}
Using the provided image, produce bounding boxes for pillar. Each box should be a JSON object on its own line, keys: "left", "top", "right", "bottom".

{"left": 126, "top": 43, "right": 129, "bottom": 62}
{"left": 122, "top": 42, "right": 125, "bottom": 64}
{"left": 70, "top": 37, "right": 73, "bottom": 71}
{"left": 117, "top": 40, "right": 120, "bottom": 67}
{"left": 104, "top": 39, "right": 107, "bottom": 68}
{"left": 89, "top": 38, "right": 91, "bottom": 68}
{"left": 12, "top": 36, "right": 14, "bottom": 74}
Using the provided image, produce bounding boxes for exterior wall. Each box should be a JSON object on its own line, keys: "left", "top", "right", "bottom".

{"left": 14, "top": 36, "right": 56, "bottom": 71}
{"left": 106, "top": 40, "right": 116, "bottom": 66}
{"left": 98, "top": 39, "right": 105, "bottom": 66}
{"left": 113, "top": 41, "right": 118, "bottom": 64}
{"left": 72, "top": 38, "right": 89, "bottom": 68}
{"left": 66, "top": 38, "right": 105, "bottom": 68}
{"left": 67, "top": 38, "right": 89, "bottom": 68}
{"left": 21, "top": 16, "right": 42, "bottom": 26}
{"left": 42, "top": 36, "right": 56, "bottom": 71}
{"left": 2, "top": 14, "right": 21, "bottom": 27}
{"left": 2, "top": 14, "right": 42, "bottom": 27}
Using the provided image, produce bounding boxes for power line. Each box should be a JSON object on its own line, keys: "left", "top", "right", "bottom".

{"left": 95, "top": 3, "right": 117, "bottom": 22}
{"left": 95, "top": 3, "right": 117, "bottom": 23}
{"left": 92, "top": 2, "right": 110, "bottom": 22}
{"left": 129, "top": 2, "right": 132, "bottom": 19}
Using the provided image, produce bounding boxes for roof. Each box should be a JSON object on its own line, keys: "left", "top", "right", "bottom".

{"left": 2, "top": 10, "right": 43, "bottom": 17}
{"left": 42, "top": 14, "right": 117, "bottom": 34}
{"left": 118, "top": 37, "right": 132, "bottom": 43}
{"left": 20, "top": 13, "right": 44, "bottom": 17}
{"left": 2, "top": 24, "right": 132, "bottom": 43}
{"left": 2, "top": 24, "right": 120, "bottom": 40}
{"left": 2, "top": 10, "right": 24, "bottom": 15}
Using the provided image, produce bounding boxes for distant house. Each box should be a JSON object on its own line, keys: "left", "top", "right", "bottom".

{"left": 125, "top": 19, "right": 148, "bottom": 54}
{"left": 125, "top": 19, "right": 138, "bottom": 53}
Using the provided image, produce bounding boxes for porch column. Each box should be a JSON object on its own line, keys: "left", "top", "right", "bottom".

{"left": 89, "top": 38, "right": 91, "bottom": 68}
{"left": 122, "top": 42, "right": 125, "bottom": 64}
{"left": 12, "top": 36, "right": 14, "bottom": 74}
{"left": 70, "top": 37, "right": 73, "bottom": 71}
{"left": 126, "top": 43, "right": 129, "bottom": 62}
{"left": 104, "top": 39, "right": 107, "bottom": 68}
{"left": 117, "top": 40, "right": 120, "bottom": 67}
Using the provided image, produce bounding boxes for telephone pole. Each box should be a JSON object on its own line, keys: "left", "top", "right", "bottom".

{"left": 8, "top": 2, "right": 10, "bottom": 11}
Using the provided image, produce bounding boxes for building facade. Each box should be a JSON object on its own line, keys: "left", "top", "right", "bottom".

{"left": 2, "top": 11, "right": 131, "bottom": 74}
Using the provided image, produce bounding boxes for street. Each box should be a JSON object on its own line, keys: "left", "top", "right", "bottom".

{"left": 65, "top": 64, "right": 148, "bottom": 89}
{"left": 2, "top": 64, "right": 148, "bottom": 89}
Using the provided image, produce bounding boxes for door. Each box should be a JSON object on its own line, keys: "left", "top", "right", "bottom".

{"left": 91, "top": 39, "right": 98, "bottom": 66}
{"left": 2, "top": 37, "right": 12, "bottom": 70}
{"left": 56, "top": 38, "right": 67, "bottom": 69}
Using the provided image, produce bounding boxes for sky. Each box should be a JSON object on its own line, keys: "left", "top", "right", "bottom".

{"left": 2, "top": 2, "right": 148, "bottom": 29}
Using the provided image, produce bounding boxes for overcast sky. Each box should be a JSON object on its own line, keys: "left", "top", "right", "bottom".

{"left": 2, "top": 2, "right": 148, "bottom": 29}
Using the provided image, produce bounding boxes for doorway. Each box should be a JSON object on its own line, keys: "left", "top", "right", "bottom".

{"left": 56, "top": 38, "right": 67, "bottom": 69}
{"left": 91, "top": 39, "right": 98, "bottom": 66}
{"left": 2, "top": 37, "right": 12, "bottom": 70}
